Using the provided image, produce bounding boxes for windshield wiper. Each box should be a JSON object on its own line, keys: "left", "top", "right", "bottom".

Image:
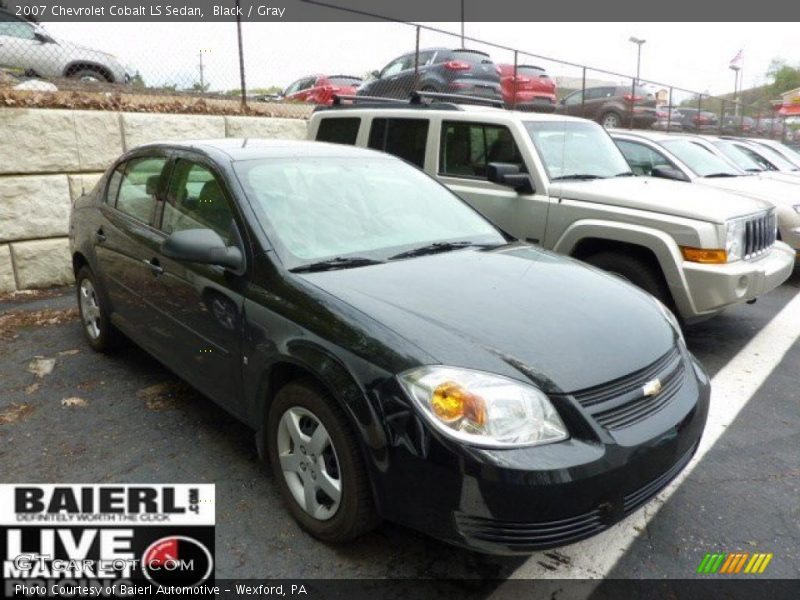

{"left": 290, "top": 256, "right": 384, "bottom": 273}
{"left": 550, "top": 174, "right": 605, "bottom": 181}
{"left": 703, "top": 173, "right": 738, "bottom": 178}
{"left": 388, "top": 241, "right": 493, "bottom": 260}
{"left": 614, "top": 171, "right": 636, "bottom": 177}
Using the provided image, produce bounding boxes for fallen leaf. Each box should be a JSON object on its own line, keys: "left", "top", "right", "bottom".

{"left": 58, "top": 349, "right": 80, "bottom": 356}
{"left": 25, "top": 383, "right": 39, "bottom": 395}
{"left": 0, "top": 403, "right": 34, "bottom": 425}
{"left": 27, "top": 357, "right": 56, "bottom": 378}
{"left": 0, "top": 308, "right": 79, "bottom": 340}
{"left": 61, "top": 397, "right": 88, "bottom": 408}
{"left": 136, "top": 381, "right": 193, "bottom": 411}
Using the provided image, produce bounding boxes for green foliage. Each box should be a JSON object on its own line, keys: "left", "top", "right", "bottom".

{"left": 766, "top": 59, "right": 800, "bottom": 96}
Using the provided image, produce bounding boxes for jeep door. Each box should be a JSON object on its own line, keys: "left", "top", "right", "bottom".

{"left": 436, "top": 120, "right": 549, "bottom": 243}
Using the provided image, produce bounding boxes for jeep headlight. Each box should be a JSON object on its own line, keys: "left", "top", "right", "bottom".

{"left": 725, "top": 216, "right": 748, "bottom": 262}
{"left": 399, "top": 366, "right": 568, "bottom": 448}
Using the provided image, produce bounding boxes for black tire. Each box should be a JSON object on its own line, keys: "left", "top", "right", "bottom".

{"left": 75, "top": 266, "right": 121, "bottom": 352}
{"left": 584, "top": 251, "right": 673, "bottom": 309}
{"left": 266, "top": 379, "right": 379, "bottom": 543}
{"left": 68, "top": 68, "right": 112, "bottom": 83}
{"left": 600, "top": 111, "right": 622, "bottom": 129}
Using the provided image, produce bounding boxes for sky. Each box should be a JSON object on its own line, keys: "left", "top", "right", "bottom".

{"left": 42, "top": 21, "right": 798, "bottom": 101}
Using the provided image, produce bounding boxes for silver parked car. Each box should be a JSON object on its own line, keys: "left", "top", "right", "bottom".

{"left": 0, "top": 9, "right": 131, "bottom": 83}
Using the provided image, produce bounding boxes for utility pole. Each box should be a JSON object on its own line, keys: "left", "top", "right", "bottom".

{"left": 730, "top": 65, "right": 741, "bottom": 117}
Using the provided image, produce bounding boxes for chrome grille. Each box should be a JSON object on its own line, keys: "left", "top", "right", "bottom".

{"left": 744, "top": 212, "right": 777, "bottom": 259}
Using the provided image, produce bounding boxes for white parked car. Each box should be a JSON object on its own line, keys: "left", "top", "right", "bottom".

{"left": 747, "top": 138, "right": 800, "bottom": 170}
{"left": 0, "top": 9, "right": 131, "bottom": 83}
{"left": 612, "top": 130, "right": 800, "bottom": 253}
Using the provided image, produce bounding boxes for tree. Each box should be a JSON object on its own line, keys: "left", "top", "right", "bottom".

{"left": 766, "top": 59, "right": 800, "bottom": 96}
{"left": 130, "top": 71, "right": 146, "bottom": 88}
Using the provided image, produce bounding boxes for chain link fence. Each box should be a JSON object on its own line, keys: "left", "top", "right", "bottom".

{"left": 0, "top": 9, "right": 798, "bottom": 144}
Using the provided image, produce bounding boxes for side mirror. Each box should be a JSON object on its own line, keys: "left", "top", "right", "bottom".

{"left": 371, "top": 70, "right": 380, "bottom": 79}
{"left": 161, "top": 229, "right": 243, "bottom": 271}
{"left": 487, "top": 162, "right": 535, "bottom": 194}
{"left": 34, "top": 32, "right": 53, "bottom": 44}
{"left": 651, "top": 165, "right": 690, "bottom": 182}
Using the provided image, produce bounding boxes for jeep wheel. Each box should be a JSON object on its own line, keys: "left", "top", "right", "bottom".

{"left": 585, "top": 252, "right": 672, "bottom": 308}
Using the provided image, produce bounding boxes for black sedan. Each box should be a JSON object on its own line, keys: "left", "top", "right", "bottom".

{"left": 69, "top": 139, "right": 709, "bottom": 553}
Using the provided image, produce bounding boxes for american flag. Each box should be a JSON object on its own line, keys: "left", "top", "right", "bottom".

{"left": 730, "top": 49, "right": 744, "bottom": 69}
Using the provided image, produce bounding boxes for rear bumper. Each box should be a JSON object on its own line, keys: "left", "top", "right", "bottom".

{"left": 681, "top": 241, "right": 795, "bottom": 319}
{"left": 506, "top": 95, "right": 557, "bottom": 112}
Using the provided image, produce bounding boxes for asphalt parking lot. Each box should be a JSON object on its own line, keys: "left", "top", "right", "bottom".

{"left": 1, "top": 268, "right": 799, "bottom": 583}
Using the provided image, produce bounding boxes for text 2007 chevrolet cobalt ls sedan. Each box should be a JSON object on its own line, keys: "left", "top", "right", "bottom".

{"left": 69, "top": 140, "right": 709, "bottom": 553}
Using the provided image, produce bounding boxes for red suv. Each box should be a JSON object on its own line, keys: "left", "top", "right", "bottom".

{"left": 283, "top": 74, "right": 362, "bottom": 106}
{"left": 497, "top": 64, "right": 557, "bottom": 111}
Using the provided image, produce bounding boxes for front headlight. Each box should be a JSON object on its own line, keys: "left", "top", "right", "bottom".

{"left": 725, "top": 216, "right": 747, "bottom": 262}
{"left": 398, "top": 366, "right": 568, "bottom": 448}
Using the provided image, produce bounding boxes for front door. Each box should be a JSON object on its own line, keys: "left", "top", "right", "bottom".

{"left": 146, "top": 155, "right": 248, "bottom": 415}
{"left": 436, "top": 120, "right": 549, "bottom": 244}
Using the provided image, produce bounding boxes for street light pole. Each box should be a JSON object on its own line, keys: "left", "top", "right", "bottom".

{"left": 730, "top": 65, "right": 741, "bottom": 118}
{"left": 629, "top": 36, "right": 646, "bottom": 85}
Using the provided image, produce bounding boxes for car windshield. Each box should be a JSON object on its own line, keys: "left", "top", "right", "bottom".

{"left": 525, "top": 121, "right": 633, "bottom": 180}
{"left": 753, "top": 144, "right": 800, "bottom": 171}
{"left": 711, "top": 140, "right": 764, "bottom": 172}
{"left": 660, "top": 139, "right": 741, "bottom": 177}
{"left": 234, "top": 156, "right": 504, "bottom": 269}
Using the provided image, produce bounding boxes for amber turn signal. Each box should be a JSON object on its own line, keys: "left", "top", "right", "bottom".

{"left": 431, "top": 381, "right": 487, "bottom": 426}
{"left": 680, "top": 247, "right": 728, "bottom": 264}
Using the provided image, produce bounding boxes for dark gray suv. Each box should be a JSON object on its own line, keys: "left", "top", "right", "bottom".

{"left": 557, "top": 85, "right": 657, "bottom": 129}
{"left": 356, "top": 47, "right": 502, "bottom": 101}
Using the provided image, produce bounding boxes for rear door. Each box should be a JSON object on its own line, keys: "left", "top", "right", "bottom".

{"left": 147, "top": 154, "right": 248, "bottom": 415}
{"left": 437, "top": 120, "right": 549, "bottom": 243}
{"left": 560, "top": 90, "right": 584, "bottom": 117}
{"left": 93, "top": 152, "right": 171, "bottom": 337}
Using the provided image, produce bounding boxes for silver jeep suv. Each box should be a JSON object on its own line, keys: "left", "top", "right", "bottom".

{"left": 308, "top": 98, "right": 795, "bottom": 322}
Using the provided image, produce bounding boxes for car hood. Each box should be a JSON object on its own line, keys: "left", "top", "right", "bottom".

{"left": 300, "top": 245, "right": 676, "bottom": 394}
{"left": 697, "top": 175, "right": 800, "bottom": 208}
{"left": 554, "top": 176, "right": 771, "bottom": 223}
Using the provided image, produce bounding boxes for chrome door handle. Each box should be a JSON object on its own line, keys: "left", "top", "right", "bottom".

{"left": 144, "top": 258, "right": 164, "bottom": 276}
{"left": 95, "top": 228, "right": 106, "bottom": 243}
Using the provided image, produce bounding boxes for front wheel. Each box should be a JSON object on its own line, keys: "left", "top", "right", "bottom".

{"left": 584, "top": 252, "right": 673, "bottom": 310}
{"left": 266, "top": 379, "right": 379, "bottom": 543}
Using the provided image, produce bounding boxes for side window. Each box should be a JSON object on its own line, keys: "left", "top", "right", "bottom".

{"left": 616, "top": 140, "right": 673, "bottom": 176}
{"left": 0, "top": 19, "right": 36, "bottom": 40}
{"left": 368, "top": 118, "right": 429, "bottom": 168}
{"left": 115, "top": 157, "right": 167, "bottom": 223}
{"left": 163, "top": 160, "right": 236, "bottom": 244}
{"left": 105, "top": 166, "right": 124, "bottom": 205}
{"left": 316, "top": 118, "right": 361, "bottom": 145}
{"left": 563, "top": 91, "right": 583, "bottom": 106}
{"left": 440, "top": 122, "right": 523, "bottom": 178}
{"left": 283, "top": 80, "right": 301, "bottom": 95}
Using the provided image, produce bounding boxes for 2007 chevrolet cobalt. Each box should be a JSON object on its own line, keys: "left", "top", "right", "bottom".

{"left": 69, "top": 139, "right": 708, "bottom": 553}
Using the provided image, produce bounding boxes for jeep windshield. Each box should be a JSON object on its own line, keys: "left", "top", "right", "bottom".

{"left": 234, "top": 156, "right": 505, "bottom": 271}
{"left": 525, "top": 121, "right": 633, "bottom": 181}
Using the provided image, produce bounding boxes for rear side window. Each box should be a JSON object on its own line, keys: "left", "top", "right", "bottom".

{"left": 328, "top": 77, "right": 361, "bottom": 87}
{"left": 440, "top": 122, "right": 523, "bottom": 178}
{"left": 368, "top": 118, "right": 429, "bottom": 168}
{"left": 115, "top": 157, "right": 168, "bottom": 223}
{"left": 316, "top": 118, "right": 360, "bottom": 145}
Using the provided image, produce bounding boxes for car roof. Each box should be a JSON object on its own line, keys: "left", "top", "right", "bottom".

{"left": 314, "top": 104, "right": 587, "bottom": 123}
{"left": 133, "top": 139, "right": 389, "bottom": 162}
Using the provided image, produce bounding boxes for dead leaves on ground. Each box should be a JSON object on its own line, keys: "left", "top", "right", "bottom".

{"left": 136, "top": 381, "right": 194, "bottom": 411}
{"left": 61, "top": 397, "right": 89, "bottom": 408}
{"left": 0, "top": 308, "right": 79, "bottom": 341}
{"left": 0, "top": 403, "right": 34, "bottom": 425}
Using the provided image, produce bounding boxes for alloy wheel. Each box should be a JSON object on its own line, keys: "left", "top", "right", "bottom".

{"left": 276, "top": 406, "right": 342, "bottom": 520}
{"left": 79, "top": 279, "right": 102, "bottom": 340}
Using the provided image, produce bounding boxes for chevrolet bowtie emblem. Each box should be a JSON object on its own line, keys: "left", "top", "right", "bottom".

{"left": 643, "top": 379, "right": 663, "bottom": 397}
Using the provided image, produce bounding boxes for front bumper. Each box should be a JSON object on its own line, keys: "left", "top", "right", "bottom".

{"left": 373, "top": 350, "right": 709, "bottom": 554}
{"left": 681, "top": 241, "right": 795, "bottom": 318}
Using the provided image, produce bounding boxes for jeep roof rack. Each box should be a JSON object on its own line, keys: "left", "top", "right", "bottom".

{"left": 318, "top": 91, "right": 504, "bottom": 112}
